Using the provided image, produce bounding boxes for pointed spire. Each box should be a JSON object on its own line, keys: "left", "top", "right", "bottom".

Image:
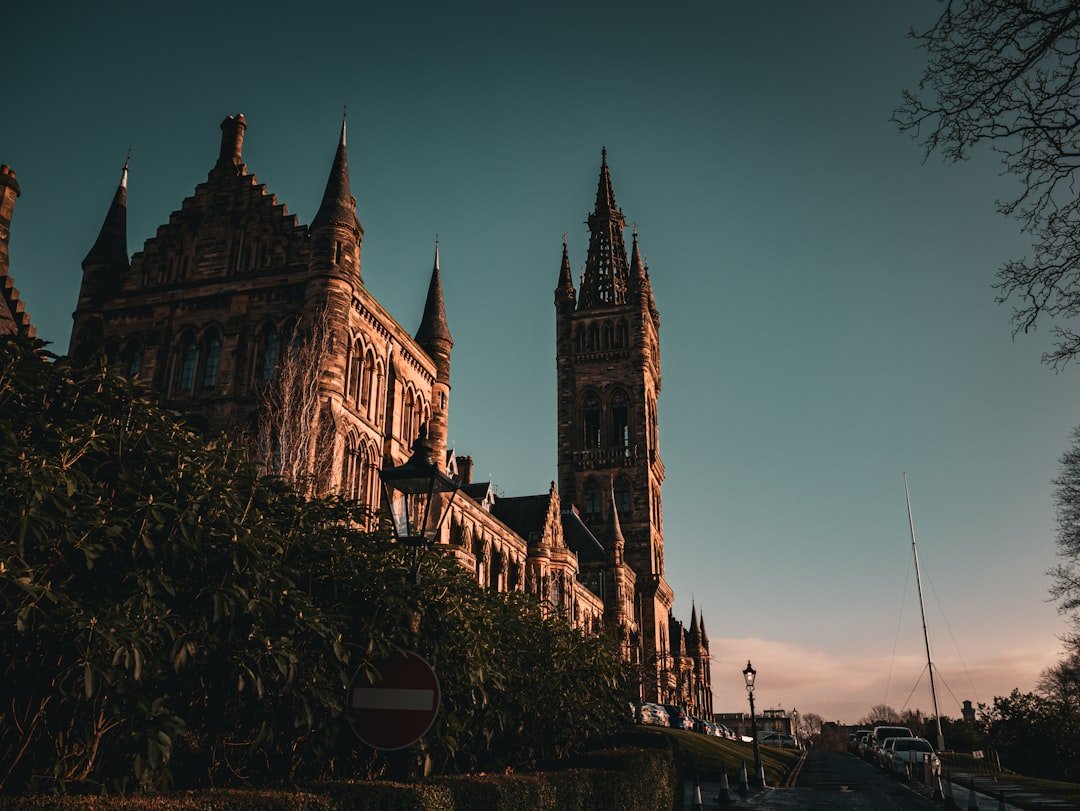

{"left": 416, "top": 239, "right": 453, "bottom": 358}
{"left": 312, "top": 114, "right": 360, "bottom": 233}
{"left": 609, "top": 481, "right": 625, "bottom": 545}
{"left": 83, "top": 158, "right": 130, "bottom": 271}
{"left": 629, "top": 229, "right": 660, "bottom": 328}
{"left": 699, "top": 612, "right": 708, "bottom": 644}
{"left": 579, "top": 148, "right": 629, "bottom": 309}
{"left": 555, "top": 234, "right": 576, "bottom": 309}
{"left": 688, "top": 600, "right": 699, "bottom": 642}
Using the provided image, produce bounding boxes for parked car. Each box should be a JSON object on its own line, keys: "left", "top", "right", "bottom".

{"left": 635, "top": 702, "right": 670, "bottom": 727}
{"left": 758, "top": 732, "right": 797, "bottom": 748}
{"left": 849, "top": 729, "right": 872, "bottom": 754}
{"left": 869, "top": 725, "right": 912, "bottom": 765}
{"left": 884, "top": 737, "right": 941, "bottom": 778}
{"left": 661, "top": 704, "right": 694, "bottom": 730}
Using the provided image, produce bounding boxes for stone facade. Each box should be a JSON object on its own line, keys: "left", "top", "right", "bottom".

{"left": 55, "top": 114, "right": 710, "bottom": 715}
{"left": 555, "top": 150, "right": 710, "bottom": 707}
{"left": 0, "top": 165, "right": 35, "bottom": 338}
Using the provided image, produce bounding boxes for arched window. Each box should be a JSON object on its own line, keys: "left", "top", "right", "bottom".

{"left": 373, "top": 361, "right": 385, "bottom": 422}
{"left": 575, "top": 325, "right": 585, "bottom": 353}
{"left": 361, "top": 350, "right": 375, "bottom": 412}
{"left": 177, "top": 335, "right": 197, "bottom": 392}
{"left": 614, "top": 477, "right": 631, "bottom": 518}
{"left": 587, "top": 323, "right": 598, "bottom": 350}
{"left": 103, "top": 340, "right": 121, "bottom": 370}
{"left": 603, "top": 321, "right": 614, "bottom": 350}
{"left": 341, "top": 437, "right": 360, "bottom": 501}
{"left": 360, "top": 443, "right": 377, "bottom": 511}
{"left": 201, "top": 334, "right": 221, "bottom": 388}
{"left": 122, "top": 340, "right": 142, "bottom": 378}
{"left": 583, "top": 478, "right": 601, "bottom": 518}
{"left": 611, "top": 390, "right": 630, "bottom": 454}
{"left": 617, "top": 319, "right": 630, "bottom": 348}
{"left": 582, "top": 393, "right": 601, "bottom": 449}
{"left": 259, "top": 326, "right": 279, "bottom": 381}
{"left": 402, "top": 388, "right": 416, "bottom": 443}
{"left": 347, "top": 340, "right": 361, "bottom": 404}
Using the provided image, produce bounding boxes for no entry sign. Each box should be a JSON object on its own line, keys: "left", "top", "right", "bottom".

{"left": 348, "top": 651, "right": 440, "bottom": 750}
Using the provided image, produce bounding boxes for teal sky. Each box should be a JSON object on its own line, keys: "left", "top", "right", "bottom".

{"left": 5, "top": 1, "right": 1075, "bottom": 723}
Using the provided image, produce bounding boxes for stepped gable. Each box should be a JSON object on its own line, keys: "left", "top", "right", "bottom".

{"left": 126, "top": 114, "right": 308, "bottom": 288}
{"left": 0, "top": 165, "right": 35, "bottom": 338}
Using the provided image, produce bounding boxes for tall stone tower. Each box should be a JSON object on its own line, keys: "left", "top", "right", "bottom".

{"left": 555, "top": 150, "right": 672, "bottom": 701}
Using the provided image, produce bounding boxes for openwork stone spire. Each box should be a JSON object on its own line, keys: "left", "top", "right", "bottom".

{"left": 578, "top": 148, "right": 629, "bottom": 309}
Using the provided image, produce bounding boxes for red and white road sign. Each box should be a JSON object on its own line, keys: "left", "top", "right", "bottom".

{"left": 348, "top": 651, "right": 440, "bottom": 750}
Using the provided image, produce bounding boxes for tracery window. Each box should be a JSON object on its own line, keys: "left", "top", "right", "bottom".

{"left": 583, "top": 478, "right": 601, "bottom": 518}
{"left": 614, "top": 476, "right": 631, "bottom": 518}
{"left": 178, "top": 335, "right": 197, "bottom": 392}
{"left": 583, "top": 393, "right": 601, "bottom": 449}
{"left": 259, "top": 326, "right": 279, "bottom": 382}
{"left": 202, "top": 335, "right": 221, "bottom": 388}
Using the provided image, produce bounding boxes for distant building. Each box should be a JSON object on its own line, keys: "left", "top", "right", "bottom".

{"left": 14, "top": 113, "right": 712, "bottom": 712}
{"left": 715, "top": 708, "right": 794, "bottom": 738}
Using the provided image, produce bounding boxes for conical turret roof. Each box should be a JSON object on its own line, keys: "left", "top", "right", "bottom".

{"left": 416, "top": 243, "right": 452, "bottom": 347}
{"left": 83, "top": 159, "right": 129, "bottom": 271}
{"left": 312, "top": 115, "right": 361, "bottom": 233}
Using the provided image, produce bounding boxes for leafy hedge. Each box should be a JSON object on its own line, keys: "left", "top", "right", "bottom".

{"left": 0, "top": 745, "right": 674, "bottom": 810}
{"left": 0, "top": 338, "right": 630, "bottom": 793}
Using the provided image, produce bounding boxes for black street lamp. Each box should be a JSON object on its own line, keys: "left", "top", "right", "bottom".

{"left": 378, "top": 426, "right": 460, "bottom": 583}
{"left": 743, "top": 660, "right": 763, "bottom": 787}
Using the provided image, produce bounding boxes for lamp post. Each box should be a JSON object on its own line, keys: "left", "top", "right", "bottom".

{"left": 378, "top": 425, "right": 460, "bottom": 585}
{"left": 743, "top": 660, "right": 763, "bottom": 786}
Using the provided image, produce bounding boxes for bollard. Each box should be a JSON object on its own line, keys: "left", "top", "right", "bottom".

{"left": 932, "top": 773, "right": 945, "bottom": 802}
{"left": 690, "top": 777, "right": 703, "bottom": 811}
{"left": 758, "top": 763, "right": 767, "bottom": 789}
{"left": 944, "top": 773, "right": 958, "bottom": 811}
{"left": 968, "top": 778, "right": 979, "bottom": 811}
{"left": 716, "top": 771, "right": 732, "bottom": 807}
{"left": 998, "top": 789, "right": 1006, "bottom": 811}
{"left": 738, "top": 761, "right": 749, "bottom": 795}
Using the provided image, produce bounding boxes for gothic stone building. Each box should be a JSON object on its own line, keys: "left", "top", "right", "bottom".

{"left": 58, "top": 113, "right": 711, "bottom": 711}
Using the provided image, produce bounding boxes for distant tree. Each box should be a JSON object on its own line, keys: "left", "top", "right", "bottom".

{"left": 1052, "top": 429, "right": 1080, "bottom": 643}
{"left": 979, "top": 688, "right": 1080, "bottom": 779}
{"left": 1037, "top": 646, "right": 1080, "bottom": 710}
{"left": 796, "top": 712, "right": 823, "bottom": 742}
{"left": 895, "top": 0, "right": 1080, "bottom": 368}
{"left": 860, "top": 703, "right": 902, "bottom": 725}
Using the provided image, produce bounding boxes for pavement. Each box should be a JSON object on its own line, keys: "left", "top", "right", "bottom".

{"left": 678, "top": 753, "right": 1080, "bottom": 811}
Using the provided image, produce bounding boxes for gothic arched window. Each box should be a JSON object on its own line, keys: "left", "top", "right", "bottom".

{"left": 614, "top": 476, "right": 631, "bottom": 518}
{"left": 347, "top": 340, "right": 361, "bottom": 404}
{"left": 617, "top": 319, "right": 629, "bottom": 348}
{"left": 583, "top": 478, "right": 601, "bottom": 519}
{"left": 177, "top": 335, "right": 197, "bottom": 392}
{"left": 259, "top": 326, "right": 279, "bottom": 382}
{"left": 611, "top": 390, "right": 630, "bottom": 454}
{"left": 201, "top": 334, "right": 221, "bottom": 388}
{"left": 122, "top": 340, "right": 142, "bottom": 378}
{"left": 583, "top": 393, "right": 601, "bottom": 449}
